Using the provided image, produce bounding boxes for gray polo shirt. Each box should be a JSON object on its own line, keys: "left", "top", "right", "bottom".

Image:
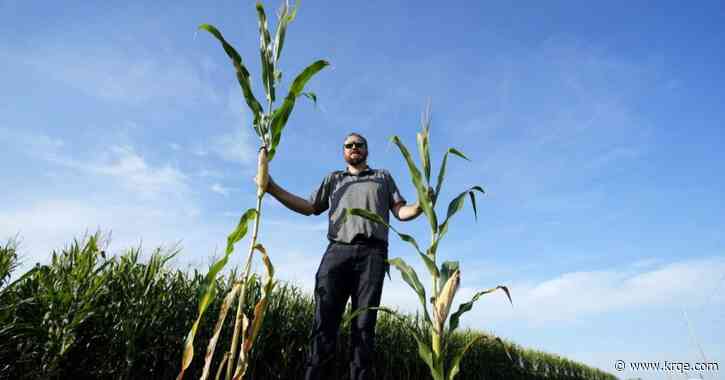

{"left": 309, "top": 167, "right": 406, "bottom": 244}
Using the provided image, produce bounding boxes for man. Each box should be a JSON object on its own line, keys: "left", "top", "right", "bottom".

{"left": 263, "top": 132, "right": 424, "bottom": 380}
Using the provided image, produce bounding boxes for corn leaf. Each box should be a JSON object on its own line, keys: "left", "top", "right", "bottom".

{"left": 391, "top": 136, "right": 438, "bottom": 233}
{"left": 200, "top": 282, "right": 241, "bottom": 380}
{"left": 447, "top": 335, "right": 512, "bottom": 380}
{"left": 214, "top": 353, "right": 230, "bottom": 380}
{"left": 177, "top": 208, "right": 256, "bottom": 380}
{"left": 446, "top": 335, "right": 486, "bottom": 380}
{"left": 388, "top": 257, "right": 431, "bottom": 323}
{"left": 350, "top": 306, "right": 439, "bottom": 379}
{"left": 198, "top": 24, "right": 264, "bottom": 131}
{"left": 301, "top": 92, "right": 317, "bottom": 106}
{"left": 345, "top": 208, "right": 439, "bottom": 279}
{"left": 417, "top": 102, "right": 432, "bottom": 184}
{"left": 437, "top": 186, "right": 484, "bottom": 242}
{"left": 449, "top": 285, "right": 511, "bottom": 333}
{"left": 232, "top": 314, "right": 251, "bottom": 380}
{"left": 255, "top": 2, "right": 275, "bottom": 102}
{"left": 226, "top": 209, "right": 259, "bottom": 255}
{"left": 433, "top": 148, "right": 469, "bottom": 206}
{"left": 272, "top": 0, "right": 298, "bottom": 65}
{"left": 418, "top": 333, "right": 442, "bottom": 380}
{"left": 246, "top": 243, "right": 275, "bottom": 347}
{"left": 267, "top": 59, "right": 329, "bottom": 161}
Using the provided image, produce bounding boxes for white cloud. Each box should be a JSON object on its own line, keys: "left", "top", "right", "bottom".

{"left": 1, "top": 127, "right": 188, "bottom": 199}
{"left": 458, "top": 257, "right": 725, "bottom": 325}
{"left": 51, "top": 145, "right": 189, "bottom": 199}
{"left": 209, "top": 128, "right": 257, "bottom": 165}
{"left": 0, "top": 126, "right": 64, "bottom": 160}
{"left": 211, "top": 183, "right": 231, "bottom": 196}
{"left": 197, "top": 169, "right": 223, "bottom": 178}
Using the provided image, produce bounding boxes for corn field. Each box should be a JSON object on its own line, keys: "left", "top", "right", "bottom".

{"left": 0, "top": 234, "right": 617, "bottom": 380}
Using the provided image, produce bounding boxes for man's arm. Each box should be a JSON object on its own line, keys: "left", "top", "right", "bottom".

{"left": 391, "top": 185, "right": 435, "bottom": 221}
{"left": 392, "top": 201, "right": 423, "bottom": 221}
{"left": 265, "top": 177, "right": 316, "bottom": 216}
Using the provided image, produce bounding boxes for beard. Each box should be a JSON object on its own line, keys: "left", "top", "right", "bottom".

{"left": 345, "top": 151, "right": 367, "bottom": 165}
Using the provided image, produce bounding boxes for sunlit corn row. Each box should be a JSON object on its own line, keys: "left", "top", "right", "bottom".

{"left": 0, "top": 234, "right": 616, "bottom": 380}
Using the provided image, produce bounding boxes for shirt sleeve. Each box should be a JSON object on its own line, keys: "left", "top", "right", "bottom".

{"left": 385, "top": 171, "right": 406, "bottom": 209}
{"left": 309, "top": 173, "right": 333, "bottom": 215}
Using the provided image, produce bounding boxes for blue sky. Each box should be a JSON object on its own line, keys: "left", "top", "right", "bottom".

{"left": 2, "top": 1, "right": 724, "bottom": 378}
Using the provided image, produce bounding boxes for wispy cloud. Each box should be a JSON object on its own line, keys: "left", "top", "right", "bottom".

{"left": 0, "top": 126, "right": 65, "bottom": 161}
{"left": 51, "top": 145, "right": 188, "bottom": 199}
{"left": 460, "top": 257, "right": 725, "bottom": 325}
{"left": 211, "top": 183, "right": 232, "bottom": 196}
{"left": 208, "top": 128, "right": 257, "bottom": 165}
{"left": 1, "top": 126, "right": 189, "bottom": 200}
{"left": 201, "top": 87, "right": 259, "bottom": 166}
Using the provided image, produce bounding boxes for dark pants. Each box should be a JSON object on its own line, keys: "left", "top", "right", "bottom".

{"left": 304, "top": 241, "right": 388, "bottom": 380}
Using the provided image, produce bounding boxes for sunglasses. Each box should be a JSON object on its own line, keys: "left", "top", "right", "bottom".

{"left": 344, "top": 142, "right": 366, "bottom": 149}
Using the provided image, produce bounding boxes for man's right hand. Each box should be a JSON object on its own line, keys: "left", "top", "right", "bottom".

{"left": 253, "top": 174, "right": 273, "bottom": 194}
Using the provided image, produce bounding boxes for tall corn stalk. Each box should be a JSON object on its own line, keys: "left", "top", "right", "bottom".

{"left": 346, "top": 104, "right": 512, "bottom": 380}
{"left": 177, "top": 1, "right": 328, "bottom": 379}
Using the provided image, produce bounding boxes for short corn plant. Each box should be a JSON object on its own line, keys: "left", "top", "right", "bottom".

{"left": 178, "top": 1, "right": 328, "bottom": 380}
{"left": 346, "top": 105, "right": 512, "bottom": 380}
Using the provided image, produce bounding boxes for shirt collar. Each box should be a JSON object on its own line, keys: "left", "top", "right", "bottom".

{"left": 343, "top": 166, "right": 373, "bottom": 176}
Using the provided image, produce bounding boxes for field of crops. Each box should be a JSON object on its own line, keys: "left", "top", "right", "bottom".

{"left": 0, "top": 234, "right": 617, "bottom": 380}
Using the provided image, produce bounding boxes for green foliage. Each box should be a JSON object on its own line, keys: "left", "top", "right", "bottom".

{"left": 0, "top": 234, "right": 617, "bottom": 380}
{"left": 199, "top": 0, "right": 328, "bottom": 162}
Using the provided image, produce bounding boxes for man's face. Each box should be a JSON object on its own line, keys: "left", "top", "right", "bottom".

{"left": 343, "top": 136, "right": 368, "bottom": 166}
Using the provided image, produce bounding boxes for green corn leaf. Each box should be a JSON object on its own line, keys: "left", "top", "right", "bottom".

{"left": 365, "top": 308, "right": 441, "bottom": 379}
{"left": 417, "top": 102, "right": 432, "bottom": 184}
{"left": 433, "top": 148, "right": 469, "bottom": 206}
{"left": 447, "top": 335, "right": 485, "bottom": 380}
{"left": 301, "top": 91, "right": 317, "bottom": 106}
{"left": 449, "top": 285, "right": 511, "bottom": 333}
{"left": 199, "top": 24, "right": 264, "bottom": 132}
{"left": 290, "top": 60, "right": 329, "bottom": 95}
{"left": 346, "top": 306, "right": 439, "bottom": 378}
{"left": 439, "top": 261, "right": 459, "bottom": 294}
{"left": 344, "top": 208, "right": 421, "bottom": 253}
{"left": 267, "top": 59, "right": 329, "bottom": 161}
{"left": 177, "top": 208, "right": 256, "bottom": 380}
{"left": 272, "top": 0, "right": 298, "bottom": 65}
{"left": 448, "top": 335, "right": 512, "bottom": 380}
{"left": 226, "top": 209, "right": 259, "bottom": 255}
{"left": 255, "top": 2, "right": 275, "bottom": 102}
{"left": 391, "top": 136, "right": 438, "bottom": 233}
{"left": 345, "top": 208, "right": 439, "bottom": 279}
{"left": 446, "top": 186, "right": 484, "bottom": 221}
{"left": 437, "top": 186, "right": 484, "bottom": 243}
{"left": 388, "top": 257, "right": 431, "bottom": 323}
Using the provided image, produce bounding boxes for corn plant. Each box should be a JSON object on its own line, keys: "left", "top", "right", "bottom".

{"left": 346, "top": 104, "right": 513, "bottom": 380}
{"left": 0, "top": 237, "right": 19, "bottom": 290}
{"left": 178, "top": 1, "right": 328, "bottom": 379}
